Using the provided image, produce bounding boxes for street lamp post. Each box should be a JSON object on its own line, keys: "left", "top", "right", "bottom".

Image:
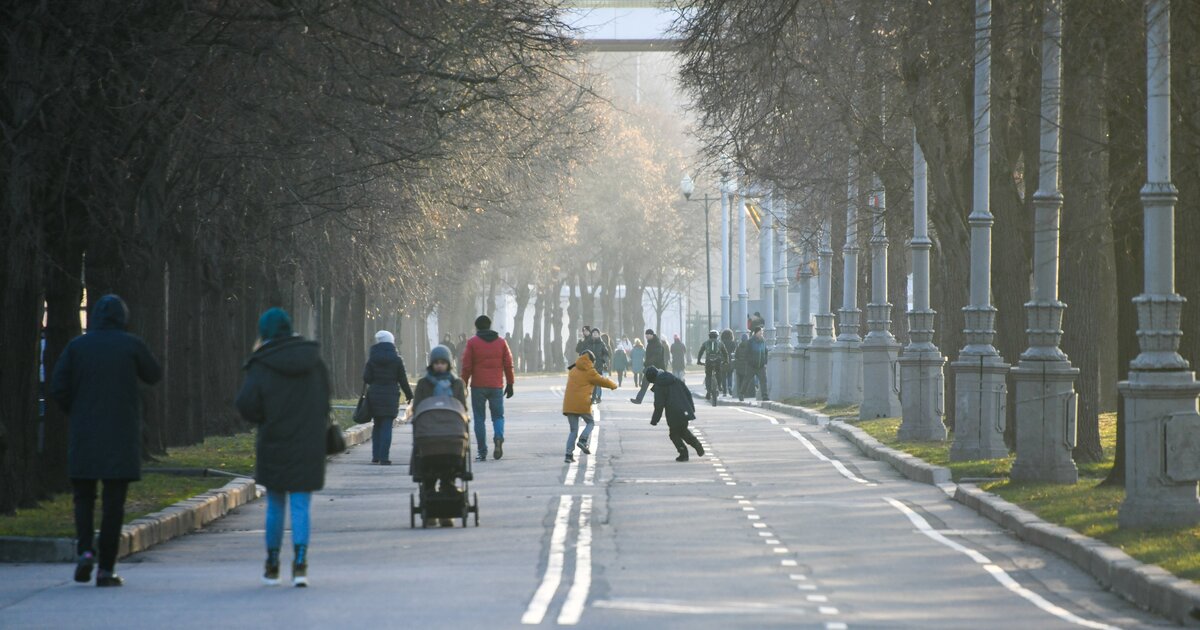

{"left": 681, "top": 174, "right": 715, "bottom": 333}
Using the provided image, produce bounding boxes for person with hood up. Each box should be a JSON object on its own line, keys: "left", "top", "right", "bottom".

{"left": 670, "top": 334, "right": 688, "bottom": 378}
{"left": 363, "top": 330, "right": 414, "bottom": 465}
{"left": 562, "top": 350, "right": 617, "bottom": 463}
{"left": 719, "top": 329, "right": 737, "bottom": 396}
{"left": 630, "top": 338, "right": 646, "bottom": 387}
{"left": 441, "top": 333, "right": 457, "bottom": 358}
{"left": 644, "top": 366, "right": 705, "bottom": 461}
{"left": 410, "top": 345, "right": 468, "bottom": 527}
{"left": 235, "top": 308, "right": 331, "bottom": 587}
{"left": 745, "top": 326, "right": 771, "bottom": 401}
{"left": 51, "top": 294, "right": 162, "bottom": 587}
{"left": 732, "top": 332, "right": 752, "bottom": 400}
{"left": 460, "top": 315, "right": 515, "bottom": 461}
{"left": 630, "top": 329, "right": 666, "bottom": 404}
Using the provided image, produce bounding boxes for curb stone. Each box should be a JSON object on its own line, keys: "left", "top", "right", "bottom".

{"left": 0, "top": 421, "right": 378, "bottom": 564}
{"left": 751, "top": 397, "right": 1200, "bottom": 627}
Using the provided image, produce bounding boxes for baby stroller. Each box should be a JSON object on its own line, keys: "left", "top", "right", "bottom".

{"left": 408, "top": 395, "right": 480, "bottom": 528}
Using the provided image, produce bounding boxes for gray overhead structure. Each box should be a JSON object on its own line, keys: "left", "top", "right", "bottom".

{"left": 564, "top": 1, "right": 681, "bottom": 53}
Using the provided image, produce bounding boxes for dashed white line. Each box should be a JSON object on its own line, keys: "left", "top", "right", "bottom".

{"left": 557, "top": 495, "right": 593, "bottom": 625}
{"left": 883, "top": 498, "right": 1120, "bottom": 630}
{"left": 521, "top": 495, "right": 574, "bottom": 625}
{"left": 783, "top": 427, "right": 874, "bottom": 486}
{"left": 582, "top": 424, "right": 600, "bottom": 486}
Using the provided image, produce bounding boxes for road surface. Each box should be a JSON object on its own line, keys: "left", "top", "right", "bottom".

{"left": 0, "top": 374, "right": 1172, "bottom": 629}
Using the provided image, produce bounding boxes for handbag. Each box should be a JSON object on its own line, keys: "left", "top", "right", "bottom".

{"left": 353, "top": 385, "right": 372, "bottom": 424}
{"left": 325, "top": 421, "right": 347, "bottom": 455}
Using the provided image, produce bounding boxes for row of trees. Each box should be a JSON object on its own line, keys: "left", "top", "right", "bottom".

{"left": 674, "top": 0, "right": 1200, "bottom": 478}
{"left": 0, "top": 1, "right": 601, "bottom": 512}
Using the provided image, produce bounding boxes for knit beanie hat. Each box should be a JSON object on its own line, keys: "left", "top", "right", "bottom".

{"left": 375, "top": 330, "right": 395, "bottom": 344}
{"left": 429, "top": 345, "right": 452, "bottom": 366}
{"left": 645, "top": 328, "right": 655, "bottom": 336}
{"left": 475, "top": 315, "right": 492, "bottom": 330}
{"left": 258, "top": 308, "right": 293, "bottom": 341}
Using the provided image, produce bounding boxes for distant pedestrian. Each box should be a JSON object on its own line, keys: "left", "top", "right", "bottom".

{"left": 670, "top": 334, "right": 687, "bottom": 378}
{"left": 630, "top": 339, "right": 645, "bottom": 388}
{"left": 523, "top": 332, "right": 536, "bottom": 372}
{"left": 611, "top": 342, "right": 629, "bottom": 387}
{"left": 562, "top": 350, "right": 617, "bottom": 463}
{"left": 732, "top": 332, "right": 752, "bottom": 400}
{"left": 745, "top": 327, "right": 770, "bottom": 401}
{"left": 461, "top": 315, "right": 515, "bottom": 461}
{"left": 51, "top": 294, "right": 162, "bottom": 588}
{"left": 719, "top": 329, "right": 737, "bottom": 396}
{"left": 579, "top": 329, "right": 610, "bottom": 403}
{"left": 749, "top": 311, "right": 766, "bottom": 332}
{"left": 441, "top": 333, "right": 457, "bottom": 358}
{"left": 363, "top": 330, "right": 414, "bottom": 465}
{"left": 410, "top": 345, "right": 468, "bottom": 527}
{"left": 630, "top": 329, "right": 666, "bottom": 404}
{"left": 235, "top": 307, "right": 330, "bottom": 587}
{"left": 644, "top": 367, "right": 704, "bottom": 461}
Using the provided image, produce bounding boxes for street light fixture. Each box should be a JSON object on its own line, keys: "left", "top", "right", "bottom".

{"left": 681, "top": 174, "right": 715, "bottom": 333}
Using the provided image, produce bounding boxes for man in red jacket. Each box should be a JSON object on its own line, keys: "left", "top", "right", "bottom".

{"left": 461, "top": 315, "right": 515, "bottom": 461}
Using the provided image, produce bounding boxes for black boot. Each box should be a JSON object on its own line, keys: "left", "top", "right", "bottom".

{"left": 263, "top": 548, "right": 281, "bottom": 586}
{"left": 292, "top": 544, "right": 308, "bottom": 587}
{"left": 675, "top": 450, "right": 689, "bottom": 462}
{"left": 493, "top": 437, "right": 504, "bottom": 460}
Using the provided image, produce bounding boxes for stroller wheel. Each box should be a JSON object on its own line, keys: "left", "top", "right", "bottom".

{"left": 409, "top": 494, "right": 416, "bottom": 529}
{"left": 473, "top": 492, "right": 480, "bottom": 527}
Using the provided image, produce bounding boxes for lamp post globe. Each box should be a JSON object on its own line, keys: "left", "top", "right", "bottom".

{"left": 680, "top": 174, "right": 695, "bottom": 200}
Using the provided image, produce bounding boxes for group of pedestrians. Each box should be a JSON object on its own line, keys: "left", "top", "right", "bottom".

{"left": 51, "top": 295, "right": 710, "bottom": 590}
{"left": 694, "top": 326, "right": 770, "bottom": 402}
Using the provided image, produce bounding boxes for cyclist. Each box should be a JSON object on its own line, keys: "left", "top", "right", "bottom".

{"left": 696, "top": 330, "right": 729, "bottom": 404}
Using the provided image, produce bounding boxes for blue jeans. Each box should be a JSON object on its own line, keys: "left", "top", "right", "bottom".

{"left": 266, "top": 490, "right": 311, "bottom": 550}
{"left": 371, "top": 417, "right": 393, "bottom": 462}
{"left": 566, "top": 414, "right": 594, "bottom": 455}
{"left": 471, "top": 387, "right": 505, "bottom": 455}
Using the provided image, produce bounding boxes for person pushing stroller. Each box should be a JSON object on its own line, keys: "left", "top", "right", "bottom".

{"left": 562, "top": 350, "right": 617, "bottom": 463}
{"left": 409, "top": 345, "right": 470, "bottom": 527}
{"left": 643, "top": 366, "right": 705, "bottom": 462}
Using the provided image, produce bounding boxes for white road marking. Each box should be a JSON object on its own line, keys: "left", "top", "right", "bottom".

{"left": 807, "top": 595, "right": 829, "bottom": 603}
{"left": 783, "top": 427, "right": 874, "bottom": 486}
{"left": 747, "top": 514, "right": 760, "bottom": 520}
{"left": 798, "top": 584, "right": 818, "bottom": 591}
{"left": 564, "top": 454, "right": 580, "bottom": 487}
{"left": 582, "top": 424, "right": 600, "bottom": 486}
{"left": 781, "top": 559, "right": 798, "bottom": 567}
{"left": 725, "top": 482, "right": 737, "bottom": 485}
{"left": 522, "top": 495, "right": 575, "bottom": 625}
{"left": 789, "top": 574, "right": 808, "bottom": 581}
{"left": 883, "top": 498, "right": 1121, "bottom": 630}
{"left": 593, "top": 598, "right": 809, "bottom": 617}
{"left": 766, "top": 539, "right": 781, "bottom": 545}
{"left": 734, "top": 405, "right": 782, "bottom": 424}
{"left": 825, "top": 623, "right": 848, "bottom": 630}
{"left": 752, "top": 523, "right": 767, "bottom": 529}
{"left": 818, "top": 606, "right": 840, "bottom": 615}
{"left": 773, "top": 547, "right": 789, "bottom": 553}
{"left": 557, "top": 495, "right": 593, "bottom": 625}
{"left": 621, "top": 479, "right": 716, "bottom": 484}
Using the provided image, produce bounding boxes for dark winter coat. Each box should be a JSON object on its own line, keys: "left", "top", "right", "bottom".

{"left": 612, "top": 347, "right": 629, "bottom": 372}
{"left": 363, "top": 342, "right": 414, "bottom": 420}
{"left": 644, "top": 337, "right": 667, "bottom": 370}
{"left": 697, "top": 338, "right": 729, "bottom": 365}
{"left": 580, "top": 336, "right": 610, "bottom": 372}
{"left": 650, "top": 371, "right": 696, "bottom": 426}
{"left": 51, "top": 295, "right": 162, "bottom": 480}
{"left": 745, "top": 337, "right": 769, "bottom": 369}
{"left": 235, "top": 336, "right": 331, "bottom": 492}
{"left": 412, "top": 372, "right": 468, "bottom": 409}
{"left": 732, "top": 338, "right": 752, "bottom": 373}
{"left": 670, "top": 340, "right": 687, "bottom": 370}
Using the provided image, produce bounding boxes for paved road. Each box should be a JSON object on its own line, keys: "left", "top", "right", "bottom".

{"left": 0, "top": 374, "right": 1174, "bottom": 629}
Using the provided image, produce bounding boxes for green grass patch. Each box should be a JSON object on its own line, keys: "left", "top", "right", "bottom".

{"left": 781, "top": 397, "right": 859, "bottom": 419}
{"left": 851, "top": 412, "right": 1200, "bottom": 582}
{"left": 156, "top": 432, "right": 257, "bottom": 475}
{"left": 0, "top": 474, "right": 227, "bottom": 538}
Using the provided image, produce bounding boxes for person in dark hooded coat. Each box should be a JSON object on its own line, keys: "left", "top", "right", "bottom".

{"left": 51, "top": 294, "right": 161, "bottom": 587}
{"left": 235, "top": 308, "right": 330, "bottom": 587}
{"left": 364, "top": 330, "right": 414, "bottom": 465}
{"left": 644, "top": 367, "right": 705, "bottom": 461}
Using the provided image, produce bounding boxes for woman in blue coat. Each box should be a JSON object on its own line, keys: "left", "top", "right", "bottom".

{"left": 364, "top": 330, "right": 414, "bottom": 465}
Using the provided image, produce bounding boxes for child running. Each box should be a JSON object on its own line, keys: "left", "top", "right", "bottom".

{"left": 562, "top": 350, "right": 617, "bottom": 463}
{"left": 644, "top": 366, "right": 705, "bottom": 461}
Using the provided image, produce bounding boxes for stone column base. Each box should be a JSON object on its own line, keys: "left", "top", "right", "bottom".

{"left": 1010, "top": 360, "right": 1079, "bottom": 484}
{"left": 861, "top": 340, "right": 901, "bottom": 419}
{"left": 805, "top": 343, "right": 833, "bottom": 400}
{"left": 950, "top": 356, "right": 1010, "bottom": 461}
{"left": 898, "top": 351, "right": 947, "bottom": 441}
{"left": 828, "top": 341, "right": 863, "bottom": 406}
{"left": 1117, "top": 370, "right": 1200, "bottom": 529}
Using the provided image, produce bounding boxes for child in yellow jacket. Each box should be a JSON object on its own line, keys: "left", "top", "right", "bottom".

{"left": 563, "top": 350, "right": 617, "bottom": 463}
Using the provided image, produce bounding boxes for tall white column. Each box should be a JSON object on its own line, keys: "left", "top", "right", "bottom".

{"left": 860, "top": 178, "right": 902, "bottom": 418}
{"left": 898, "top": 132, "right": 948, "bottom": 441}
{"left": 951, "top": 0, "right": 1010, "bottom": 461}
{"left": 775, "top": 205, "right": 791, "bottom": 345}
{"left": 1011, "top": 0, "right": 1080, "bottom": 484}
{"left": 737, "top": 186, "right": 750, "bottom": 334}
{"left": 807, "top": 220, "right": 836, "bottom": 399}
{"left": 829, "top": 159, "right": 864, "bottom": 406}
{"left": 1118, "top": 0, "right": 1200, "bottom": 529}
{"left": 760, "top": 194, "right": 776, "bottom": 344}
{"left": 796, "top": 242, "right": 814, "bottom": 397}
{"left": 720, "top": 176, "right": 732, "bottom": 331}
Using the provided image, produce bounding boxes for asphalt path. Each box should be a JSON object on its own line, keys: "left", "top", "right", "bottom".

{"left": 0, "top": 373, "right": 1174, "bottom": 629}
